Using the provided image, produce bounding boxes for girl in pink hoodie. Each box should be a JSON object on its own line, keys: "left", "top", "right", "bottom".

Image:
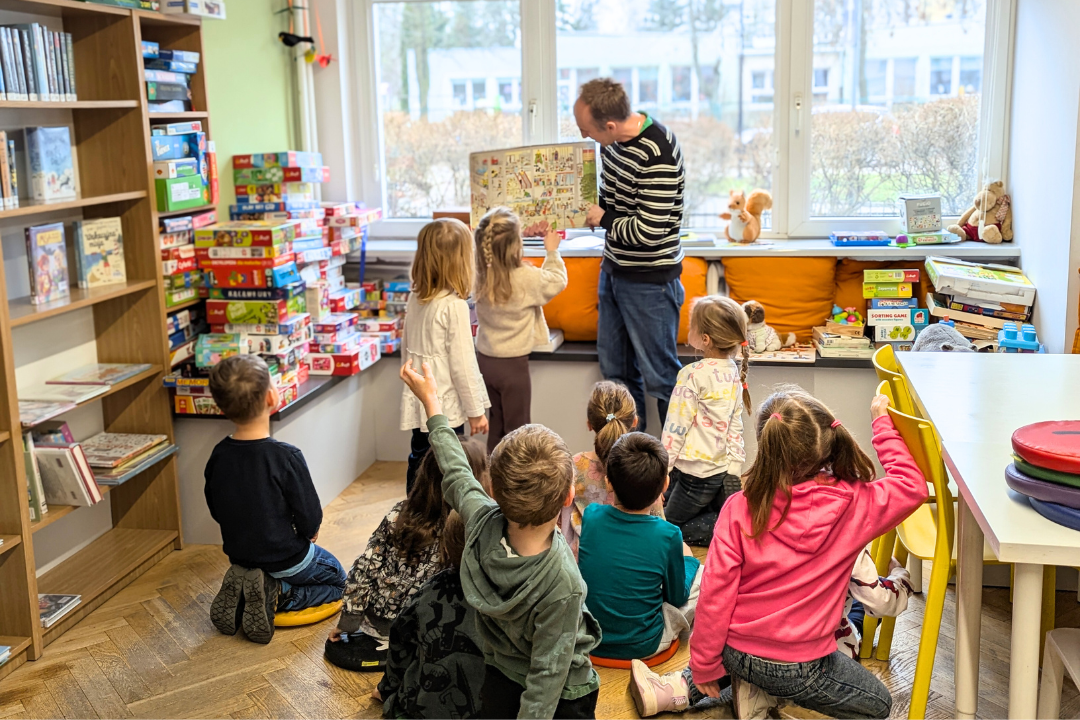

{"left": 628, "top": 388, "right": 927, "bottom": 719}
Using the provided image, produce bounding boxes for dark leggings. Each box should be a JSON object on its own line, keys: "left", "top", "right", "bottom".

{"left": 664, "top": 467, "right": 743, "bottom": 546}
{"left": 480, "top": 665, "right": 598, "bottom": 719}
{"left": 477, "top": 352, "right": 531, "bottom": 454}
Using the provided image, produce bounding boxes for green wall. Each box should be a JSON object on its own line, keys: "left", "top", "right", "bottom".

{"left": 202, "top": 1, "right": 296, "bottom": 213}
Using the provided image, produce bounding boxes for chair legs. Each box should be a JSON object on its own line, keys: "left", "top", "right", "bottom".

{"left": 908, "top": 550, "right": 952, "bottom": 720}
{"left": 860, "top": 530, "right": 897, "bottom": 659}
{"left": 1037, "top": 632, "right": 1065, "bottom": 719}
{"left": 908, "top": 554, "right": 923, "bottom": 593}
{"left": 1042, "top": 566, "right": 1057, "bottom": 663}
{"left": 875, "top": 540, "right": 909, "bottom": 661}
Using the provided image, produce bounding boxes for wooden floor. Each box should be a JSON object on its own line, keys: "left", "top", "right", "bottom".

{"left": 2, "top": 460, "right": 1079, "bottom": 719}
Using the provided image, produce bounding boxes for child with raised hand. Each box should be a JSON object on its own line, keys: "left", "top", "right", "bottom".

{"left": 630, "top": 390, "right": 927, "bottom": 720}
{"left": 324, "top": 437, "right": 488, "bottom": 672}
{"left": 402, "top": 218, "right": 491, "bottom": 494}
{"left": 578, "top": 432, "right": 701, "bottom": 660}
{"left": 562, "top": 380, "right": 664, "bottom": 559}
{"left": 474, "top": 207, "right": 568, "bottom": 452}
{"left": 660, "top": 295, "right": 750, "bottom": 545}
{"left": 401, "top": 359, "right": 601, "bottom": 720}
{"left": 205, "top": 355, "right": 346, "bottom": 645}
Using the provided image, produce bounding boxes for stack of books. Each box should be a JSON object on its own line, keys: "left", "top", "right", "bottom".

{"left": 39, "top": 594, "right": 80, "bottom": 628}
{"left": 141, "top": 42, "right": 199, "bottom": 112}
{"left": 19, "top": 363, "right": 152, "bottom": 425}
{"left": 161, "top": 207, "right": 216, "bottom": 310}
{"left": 0, "top": 25, "right": 76, "bottom": 103}
{"left": 26, "top": 428, "right": 102, "bottom": 510}
{"left": 81, "top": 432, "right": 177, "bottom": 486}
{"left": 864, "top": 269, "right": 927, "bottom": 353}
{"left": 924, "top": 257, "right": 1036, "bottom": 351}
{"left": 812, "top": 325, "right": 874, "bottom": 359}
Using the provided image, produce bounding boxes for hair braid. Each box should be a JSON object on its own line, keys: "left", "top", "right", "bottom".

{"left": 739, "top": 341, "right": 751, "bottom": 415}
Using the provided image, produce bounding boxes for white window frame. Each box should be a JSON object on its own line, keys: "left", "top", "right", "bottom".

{"left": 349, "top": 0, "right": 1015, "bottom": 240}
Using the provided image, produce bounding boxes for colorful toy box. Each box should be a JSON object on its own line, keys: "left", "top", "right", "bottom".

{"left": 873, "top": 324, "right": 921, "bottom": 342}
{"left": 234, "top": 167, "right": 330, "bottom": 184}
{"left": 214, "top": 313, "right": 310, "bottom": 336}
{"left": 867, "top": 308, "right": 929, "bottom": 326}
{"left": 328, "top": 288, "right": 360, "bottom": 312}
{"left": 204, "top": 261, "right": 301, "bottom": 289}
{"left": 235, "top": 182, "right": 315, "bottom": 203}
{"left": 829, "top": 231, "right": 890, "bottom": 247}
{"left": 153, "top": 158, "right": 199, "bottom": 179}
{"left": 232, "top": 151, "right": 324, "bottom": 169}
{"left": 924, "top": 257, "right": 1036, "bottom": 308}
{"left": 156, "top": 175, "right": 206, "bottom": 212}
{"left": 863, "top": 282, "right": 913, "bottom": 299}
{"left": 313, "top": 313, "right": 359, "bottom": 335}
{"left": 894, "top": 230, "right": 961, "bottom": 246}
{"left": 864, "top": 269, "right": 920, "bottom": 284}
{"left": 305, "top": 280, "right": 330, "bottom": 322}
{"left": 230, "top": 201, "right": 321, "bottom": 214}
{"left": 206, "top": 297, "right": 300, "bottom": 325}
{"left": 870, "top": 297, "right": 918, "bottom": 309}
{"left": 198, "top": 245, "right": 291, "bottom": 260}
{"left": 195, "top": 333, "right": 240, "bottom": 367}
{"left": 898, "top": 194, "right": 942, "bottom": 233}
{"left": 174, "top": 394, "right": 223, "bottom": 415}
{"left": 206, "top": 283, "right": 306, "bottom": 302}
{"left": 195, "top": 221, "right": 298, "bottom": 247}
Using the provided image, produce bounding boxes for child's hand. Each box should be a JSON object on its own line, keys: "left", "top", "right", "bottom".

{"left": 328, "top": 627, "right": 343, "bottom": 642}
{"left": 870, "top": 394, "right": 890, "bottom": 420}
{"left": 698, "top": 680, "right": 723, "bottom": 698}
{"left": 543, "top": 231, "right": 562, "bottom": 252}
{"left": 310, "top": 531, "right": 319, "bottom": 543}
{"left": 889, "top": 557, "right": 903, "bottom": 572}
{"left": 401, "top": 360, "right": 443, "bottom": 418}
{"left": 469, "top": 415, "right": 489, "bottom": 436}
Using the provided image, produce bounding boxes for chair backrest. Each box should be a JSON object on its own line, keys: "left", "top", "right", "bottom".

{"left": 873, "top": 343, "right": 899, "bottom": 376}
{"left": 876, "top": 380, "right": 954, "bottom": 562}
{"left": 873, "top": 345, "right": 919, "bottom": 417}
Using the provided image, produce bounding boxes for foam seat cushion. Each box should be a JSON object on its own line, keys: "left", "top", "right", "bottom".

{"left": 1027, "top": 497, "right": 1080, "bottom": 532}
{"left": 1006, "top": 463, "right": 1080, "bottom": 510}
{"left": 274, "top": 600, "right": 342, "bottom": 627}
{"left": 722, "top": 257, "right": 837, "bottom": 343}
{"left": 1013, "top": 421, "right": 1080, "bottom": 475}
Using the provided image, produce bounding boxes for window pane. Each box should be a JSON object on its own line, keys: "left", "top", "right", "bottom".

{"left": 810, "top": 1, "right": 985, "bottom": 218}
{"left": 813, "top": 68, "right": 829, "bottom": 88}
{"left": 373, "top": 1, "right": 522, "bottom": 219}
{"left": 557, "top": 0, "right": 777, "bottom": 230}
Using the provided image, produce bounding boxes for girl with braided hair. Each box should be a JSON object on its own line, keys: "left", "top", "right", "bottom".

{"left": 659, "top": 295, "right": 751, "bottom": 546}
{"left": 473, "top": 207, "right": 568, "bottom": 452}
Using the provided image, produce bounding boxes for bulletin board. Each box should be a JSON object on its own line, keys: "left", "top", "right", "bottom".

{"left": 469, "top": 141, "right": 598, "bottom": 235}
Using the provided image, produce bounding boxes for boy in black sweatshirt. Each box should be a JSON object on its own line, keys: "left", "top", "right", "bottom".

{"left": 204, "top": 355, "right": 346, "bottom": 644}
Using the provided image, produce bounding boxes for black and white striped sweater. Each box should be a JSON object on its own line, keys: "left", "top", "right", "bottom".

{"left": 598, "top": 115, "right": 685, "bottom": 283}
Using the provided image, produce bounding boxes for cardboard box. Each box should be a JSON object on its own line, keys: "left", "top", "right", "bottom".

{"left": 234, "top": 167, "right": 330, "bottom": 184}
{"left": 898, "top": 194, "right": 942, "bottom": 233}
{"left": 151, "top": 121, "right": 203, "bottom": 136}
{"left": 204, "top": 262, "right": 301, "bottom": 289}
{"left": 206, "top": 284, "right": 306, "bottom": 302}
{"left": 206, "top": 298, "right": 296, "bottom": 325}
{"left": 867, "top": 308, "right": 929, "bottom": 326}
{"left": 195, "top": 221, "right": 298, "bottom": 247}
{"left": 174, "top": 394, "right": 223, "bottom": 415}
{"left": 156, "top": 176, "right": 206, "bottom": 212}
{"left": 308, "top": 351, "right": 362, "bottom": 376}
{"left": 924, "top": 256, "right": 1036, "bottom": 307}
{"left": 863, "top": 269, "right": 919, "bottom": 284}
{"left": 870, "top": 297, "right": 917, "bottom": 309}
{"left": 232, "top": 151, "right": 323, "bottom": 169}
{"left": 862, "top": 282, "right": 913, "bottom": 299}
{"left": 873, "top": 324, "right": 924, "bottom": 342}
{"left": 153, "top": 158, "right": 200, "bottom": 179}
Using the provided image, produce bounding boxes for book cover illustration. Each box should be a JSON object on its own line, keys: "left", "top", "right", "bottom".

{"left": 46, "top": 363, "right": 153, "bottom": 386}
{"left": 74, "top": 217, "right": 126, "bottom": 288}
{"left": 18, "top": 400, "right": 75, "bottom": 427}
{"left": 20, "top": 383, "right": 108, "bottom": 403}
{"left": 25, "top": 222, "right": 69, "bottom": 305}
{"left": 38, "top": 594, "right": 80, "bottom": 627}
{"left": 470, "top": 141, "right": 597, "bottom": 235}
{"left": 80, "top": 432, "right": 167, "bottom": 468}
{"left": 25, "top": 126, "right": 76, "bottom": 202}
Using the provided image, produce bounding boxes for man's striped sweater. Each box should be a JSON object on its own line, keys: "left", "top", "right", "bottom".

{"left": 598, "top": 115, "right": 686, "bottom": 283}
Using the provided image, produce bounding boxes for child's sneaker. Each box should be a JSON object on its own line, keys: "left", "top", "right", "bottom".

{"left": 210, "top": 564, "right": 246, "bottom": 635}
{"left": 241, "top": 568, "right": 280, "bottom": 644}
{"left": 628, "top": 659, "right": 690, "bottom": 717}
{"left": 732, "top": 676, "right": 780, "bottom": 720}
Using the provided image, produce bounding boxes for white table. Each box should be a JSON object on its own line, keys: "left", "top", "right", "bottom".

{"left": 896, "top": 353, "right": 1080, "bottom": 719}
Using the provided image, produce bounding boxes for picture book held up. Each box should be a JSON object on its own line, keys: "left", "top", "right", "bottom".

{"left": 469, "top": 141, "right": 598, "bottom": 235}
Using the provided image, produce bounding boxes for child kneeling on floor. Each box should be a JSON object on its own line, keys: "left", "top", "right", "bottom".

{"left": 578, "top": 432, "right": 701, "bottom": 660}
{"left": 205, "top": 355, "right": 347, "bottom": 645}
{"left": 401, "top": 359, "right": 602, "bottom": 719}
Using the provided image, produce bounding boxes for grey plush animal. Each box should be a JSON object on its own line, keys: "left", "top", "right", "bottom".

{"left": 912, "top": 323, "right": 977, "bottom": 352}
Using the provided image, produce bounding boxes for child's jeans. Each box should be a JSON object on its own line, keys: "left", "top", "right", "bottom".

{"left": 271, "top": 544, "right": 346, "bottom": 612}
{"left": 664, "top": 467, "right": 742, "bottom": 546}
{"left": 720, "top": 646, "right": 892, "bottom": 719}
{"left": 407, "top": 425, "right": 464, "bottom": 494}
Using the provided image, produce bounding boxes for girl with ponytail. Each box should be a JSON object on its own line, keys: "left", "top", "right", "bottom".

{"left": 473, "top": 207, "right": 568, "bottom": 452}
{"left": 659, "top": 295, "right": 751, "bottom": 546}
{"left": 560, "top": 380, "right": 664, "bottom": 559}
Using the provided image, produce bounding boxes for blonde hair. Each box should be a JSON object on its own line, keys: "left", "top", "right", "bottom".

{"left": 475, "top": 207, "right": 523, "bottom": 304}
{"left": 490, "top": 424, "right": 574, "bottom": 527}
{"left": 691, "top": 295, "right": 751, "bottom": 414}
{"left": 585, "top": 381, "right": 636, "bottom": 467}
{"left": 743, "top": 386, "right": 876, "bottom": 538}
{"left": 412, "top": 218, "right": 474, "bottom": 303}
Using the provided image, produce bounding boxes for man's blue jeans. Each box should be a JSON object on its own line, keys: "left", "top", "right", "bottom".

{"left": 597, "top": 270, "right": 684, "bottom": 433}
{"left": 274, "top": 544, "right": 346, "bottom": 611}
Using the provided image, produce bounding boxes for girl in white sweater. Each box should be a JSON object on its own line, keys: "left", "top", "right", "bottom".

{"left": 400, "top": 218, "right": 490, "bottom": 493}
{"left": 473, "top": 207, "right": 568, "bottom": 452}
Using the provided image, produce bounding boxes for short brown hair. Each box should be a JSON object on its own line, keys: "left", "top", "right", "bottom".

{"left": 605, "top": 432, "right": 668, "bottom": 511}
{"left": 578, "top": 78, "right": 631, "bottom": 126}
{"left": 209, "top": 355, "right": 271, "bottom": 423}
{"left": 412, "top": 218, "right": 474, "bottom": 303}
{"left": 489, "top": 424, "right": 573, "bottom": 526}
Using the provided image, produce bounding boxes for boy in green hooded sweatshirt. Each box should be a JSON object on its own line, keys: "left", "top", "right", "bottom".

{"left": 401, "top": 359, "right": 601, "bottom": 719}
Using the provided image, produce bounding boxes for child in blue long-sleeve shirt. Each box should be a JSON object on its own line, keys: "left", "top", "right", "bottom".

{"left": 578, "top": 432, "right": 702, "bottom": 660}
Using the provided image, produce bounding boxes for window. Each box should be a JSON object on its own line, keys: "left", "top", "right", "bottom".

{"left": 750, "top": 69, "right": 774, "bottom": 104}
{"left": 960, "top": 56, "right": 981, "bottom": 94}
{"left": 498, "top": 78, "right": 516, "bottom": 105}
{"left": 751, "top": 70, "right": 767, "bottom": 90}
{"left": 472, "top": 79, "right": 486, "bottom": 106}
{"left": 638, "top": 66, "right": 659, "bottom": 105}
{"left": 805, "top": 1, "right": 987, "bottom": 221}
{"left": 452, "top": 81, "right": 467, "bottom": 108}
{"left": 612, "top": 67, "right": 633, "bottom": 91}
{"left": 813, "top": 68, "right": 829, "bottom": 89}
{"left": 671, "top": 66, "right": 691, "bottom": 103}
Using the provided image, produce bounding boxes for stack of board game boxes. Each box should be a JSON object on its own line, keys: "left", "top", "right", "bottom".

{"left": 356, "top": 279, "right": 408, "bottom": 354}
{"left": 162, "top": 208, "right": 215, "bottom": 371}
{"left": 864, "top": 268, "right": 927, "bottom": 353}
{"left": 165, "top": 151, "right": 383, "bottom": 415}
{"left": 141, "top": 41, "right": 200, "bottom": 113}
{"left": 924, "top": 256, "right": 1036, "bottom": 352}
{"left": 150, "top": 119, "right": 216, "bottom": 213}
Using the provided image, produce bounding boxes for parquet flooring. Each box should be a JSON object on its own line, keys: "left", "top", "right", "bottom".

{"left": 2, "top": 460, "right": 1079, "bottom": 719}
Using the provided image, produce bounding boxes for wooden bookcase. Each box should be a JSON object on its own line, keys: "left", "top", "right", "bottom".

{"left": 0, "top": 0, "right": 210, "bottom": 682}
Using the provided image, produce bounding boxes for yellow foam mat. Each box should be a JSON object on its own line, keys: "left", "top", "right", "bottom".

{"left": 274, "top": 600, "right": 342, "bottom": 627}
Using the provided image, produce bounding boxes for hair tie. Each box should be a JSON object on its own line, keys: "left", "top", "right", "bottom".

{"left": 741, "top": 341, "right": 748, "bottom": 346}
{"left": 770, "top": 413, "right": 783, "bottom": 422}
{"left": 831, "top": 419, "right": 843, "bottom": 429}
{"left": 606, "top": 413, "right": 615, "bottom": 421}
{"left": 742, "top": 382, "right": 748, "bottom": 389}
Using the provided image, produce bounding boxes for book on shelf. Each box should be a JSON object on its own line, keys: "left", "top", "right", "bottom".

{"left": 813, "top": 341, "right": 875, "bottom": 359}
{"left": 39, "top": 594, "right": 80, "bottom": 628}
{"left": 6, "top": 136, "right": 17, "bottom": 209}
{"left": 20, "top": 383, "right": 109, "bottom": 404}
{"left": 0, "top": 130, "right": 18, "bottom": 210}
{"left": 32, "top": 420, "right": 74, "bottom": 445}
{"left": 46, "top": 363, "right": 153, "bottom": 386}
{"left": 18, "top": 399, "right": 75, "bottom": 426}
{"left": 35, "top": 443, "right": 101, "bottom": 507}
{"left": 25, "top": 222, "right": 70, "bottom": 305}
{"left": 73, "top": 217, "right": 126, "bottom": 289}
{"left": 25, "top": 126, "right": 76, "bottom": 202}
{"left": 23, "top": 431, "right": 48, "bottom": 521}
{"left": 94, "top": 443, "right": 178, "bottom": 486}
{"left": 80, "top": 432, "right": 167, "bottom": 469}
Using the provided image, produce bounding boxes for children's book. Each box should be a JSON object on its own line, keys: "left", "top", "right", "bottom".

{"left": 18, "top": 400, "right": 75, "bottom": 427}
{"left": 20, "top": 383, "right": 108, "bottom": 404}
{"left": 93, "top": 443, "right": 177, "bottom": 485}
{"left": 73, "top": 217, "right": 126, "bottom": 288}
{"left": 23, "top": 431, "right": 47, "bottom": 520}
{"left": 35, "top": 444, "right": 99, "bottom": 507}
{"left": 39, "top": 594, "right": 80, "bottom": 628}
{"left": 46, "top": 363, "right": 153, "bottom": 386}
{"left": 32, "top": 420, "right": 74, "bottom": 445}
{"left": 25, "top": 125, "right": 76, "bottom": 202}
{"left": 24, "top": 222, "right": 69, "bottom": 305}
{"left": 80, "top": 432, "right": 167, "bottom": 468}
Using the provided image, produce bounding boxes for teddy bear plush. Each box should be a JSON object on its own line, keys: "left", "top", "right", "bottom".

{"left": 721, "top": 189, "right": 773, "bottom": 243}
{"left": 742, "top": 300, "right": 795, "bottom": 352}
{"left": 948, "top": 180, "right": 1013, "bottom": 244}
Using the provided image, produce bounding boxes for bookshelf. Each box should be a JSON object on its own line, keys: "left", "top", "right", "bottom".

{"left": 0, "top": 2, "right": 207, "bottom": 683}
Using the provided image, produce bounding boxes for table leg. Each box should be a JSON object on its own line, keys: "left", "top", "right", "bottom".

{"left": 955, "top": 496, "right": 985, "bottom": 720}
{"left": 1010, "top": 563, "right": 1045, "bottom": 719}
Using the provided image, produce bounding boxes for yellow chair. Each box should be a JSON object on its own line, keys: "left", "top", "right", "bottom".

{"left": 872, "top": 344, "right": 918, "bottom": 417}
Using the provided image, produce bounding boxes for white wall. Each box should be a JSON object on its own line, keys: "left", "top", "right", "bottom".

{"left": 1009, "top": 0, "right": 1080, "bottom": 353}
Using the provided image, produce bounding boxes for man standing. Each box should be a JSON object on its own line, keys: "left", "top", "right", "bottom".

{"left": 574, "top": 78, "right": 686, "bottom": 432}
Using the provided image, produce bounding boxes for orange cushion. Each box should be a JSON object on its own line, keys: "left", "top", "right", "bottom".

{"left": 524, "top": 257, "right": 601, "bottom": 341}
{"left": 678, "top": 257, "right": 709, "bottom": 345}
{"left": 722, "top": 257, "right": 837, "bottom": 343}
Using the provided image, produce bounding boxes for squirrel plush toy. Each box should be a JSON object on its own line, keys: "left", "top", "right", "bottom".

{"left": 721, "top": 189, "right": 773, "bottom": 243}
{"left": 742, "top": 300, "right": 796, "bottom": 352}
